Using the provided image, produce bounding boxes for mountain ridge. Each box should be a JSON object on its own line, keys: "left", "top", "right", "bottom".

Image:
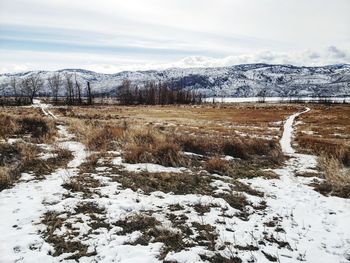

{"left": 1, "top": 63, "right": 350, "bottom": 97}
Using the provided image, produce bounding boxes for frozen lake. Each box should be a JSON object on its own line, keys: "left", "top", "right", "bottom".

{"left": 203, "top": 96, "right": 350, "bottom": 103}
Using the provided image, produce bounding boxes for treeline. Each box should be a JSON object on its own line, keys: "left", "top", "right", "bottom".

{"left": 0, "top": 73, "right": 93, "bottom": 106}
{"left": 1, "top": 73, "right": 202, "bottom": 106}
{"left": 118, "top": 79, "right": 202, "bottom": 105}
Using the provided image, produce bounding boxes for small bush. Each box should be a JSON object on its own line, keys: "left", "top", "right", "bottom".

{"left": 222, "top": 139, "right": 248, "bottom": 159}
{"left": 115, "top": 171, "right": 212, "bottom": 195}
{"left": 314, "top": 155, "right": 350, "bottom": 198}
{"left": 205, "top": 157, "right": 231, "bottom": 175}
{"left": 0, "top": 167, "right": 11, "bottom": 190}
{"left": 220, "top": 192, "right": 250, "bottom": 211}
{"left": 124, "top": 140, "right": 186, "bottom": 167}
{"left": 0, "top": 114, "right": 18, "bottom": 139}
{"left": 87, "top": 125, "right": 124, "bottom": 151}
{"left": 174, "top": 135, "right": 220, "bottom": 155}
{"left": 17, "top": 116, "right": 56, "bottom": 142}
{"left": 298, "top": 136, "right": 350, "bottom": 166}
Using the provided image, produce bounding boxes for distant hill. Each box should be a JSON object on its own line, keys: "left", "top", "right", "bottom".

{"left": 1, "top": 63, "right": 349, "bottom": 97}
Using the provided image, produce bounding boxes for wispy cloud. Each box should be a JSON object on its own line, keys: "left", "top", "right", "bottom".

{"left": 0, "top": 0, "right": 349, "bottom": 72}
{"left": 1, "top": 46, "right": 349, "bottom": 74}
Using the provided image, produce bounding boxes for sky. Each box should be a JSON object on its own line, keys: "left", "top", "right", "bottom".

{"left": 0, "top": 0, "right": 349, "bottom": 73}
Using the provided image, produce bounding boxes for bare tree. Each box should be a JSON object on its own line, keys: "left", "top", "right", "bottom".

{"left": 20, "top": 73, "right": 43, "bottom": 103}
{"left": 118, "top": 79, "right": 133, "bottom": 105}
{"left": 64, "top": 73, "right": 74, "bottom": 104}
{"left": 47, "top": 73, "right": 62, "bottom": 104}
{"left": 10, "top": 77, "right": 18, "bottom": 100}
{"left": 74, "top": 74, "right": 82, "bottom": 104}
{"left": 257, "top": 88, "right": 267, "bottom": 103}
{"left": 87, "top": 81, "right": 93, "bottom": 105}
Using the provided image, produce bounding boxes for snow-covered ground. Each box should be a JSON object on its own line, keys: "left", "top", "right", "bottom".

{"left": 0, "top": 103, "right": 88, "bottom": 262}
{"left": 0, "top": 102, "right": 349, "bottom": 263}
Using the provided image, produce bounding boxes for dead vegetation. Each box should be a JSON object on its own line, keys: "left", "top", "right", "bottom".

{"left": 296, "top": 105, "right": 350, "bottom": 166}
{"left": 116, "top": 213, "right": 221, "bottom": 260}
{"left": 113, "top": 170, "right": 213, "bottom": 195}
{"left": 284, "top": 104, "right": 350, "bottom": 198}
{"left": 0, "top": 109, "right": 65, "bottom": 190}
{"left": 0, "top": 112, "right": 57, "bottom": 143}
{"left": 312, "top": 155, "right": 350, "bottom": 198}
{"left": 0, "top": 167, "right": 11, "bottom": 190}
{"left": 0, "top": 141, "right": 73, "bottom": 190}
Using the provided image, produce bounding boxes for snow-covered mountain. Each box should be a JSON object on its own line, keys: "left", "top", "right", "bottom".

{"left": 1, "top": 63, "right": 350, "bottom": 97}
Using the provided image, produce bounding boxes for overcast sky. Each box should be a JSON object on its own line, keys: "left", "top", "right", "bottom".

{"left": 0, "top": 0, "right": 349, "bottom": 73}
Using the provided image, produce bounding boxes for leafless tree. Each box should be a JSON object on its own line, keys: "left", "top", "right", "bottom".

{"left": 87, "top": 81, "right": 93, "bottom": 105}
{"left": 74, "top": 74, "right": 82, "bottom": 104}
{"left": 118, "top": 79, "right": 133, "bottom": 105}
{"left": 9, "top": 77, "right": 19, "bottom": 102}
{"left": 47, "top": 73, "right": 62, "bottom": 104}
{"left": 64, "top": 73, "right": 74, "bottom": 104}
{"left": 257, "top": 88, "right": 267, "bottom": 103}
{"left": 20, "top": 73, "right": 43, "bottom": 103}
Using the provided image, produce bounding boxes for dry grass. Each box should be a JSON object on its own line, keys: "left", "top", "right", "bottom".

{"left": 116, "top": 213, "right": 222, "bottom": 260}
{"left": 0, "top": 167, "right": 11, "bottom": 190}
{"left": 0, "top": 141, "right": 73, "bottom": 190}
{"left": 67, "top": 119, "right": 126, "bottom": 151}
{"left": 0, "top": 114, "right": 18, "bottom": 139}
{"left": 296, "top": 104, "right": 350, "bottom": 166}
{"left": 175, "top": 134, "right": 284, "bottom": 164}
{"left": 313, "top": 155, "right": 350, "bottom": 198}
{"left": 205, "top": 157, "right": 231, "bottom": 175}
{"left": 124, "top": 142, "right": 186, "bottom": 167}
{"left": 0, "top": 112, "right": 57, "bottom": 143}
{"left": 113, "top": 170, "right": 212, "bottom": 195}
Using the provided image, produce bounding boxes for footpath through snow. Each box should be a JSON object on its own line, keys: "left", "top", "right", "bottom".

{"left": 246, "top": 108, "right": 350, "bottom": 263}
{"left": 0, "top": 103, "right": 349, "bottom": 263}
{"left": 0, "top": 101, "right": 88, "bottom": 262}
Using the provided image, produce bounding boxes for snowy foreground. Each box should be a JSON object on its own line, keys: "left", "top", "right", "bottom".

{"left": 0, "top": 101, "right": 350, "bottom": 263}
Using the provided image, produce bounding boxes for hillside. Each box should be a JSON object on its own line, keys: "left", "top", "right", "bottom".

{"left": 1, "top": 64, "right": 350, "bottom": 97}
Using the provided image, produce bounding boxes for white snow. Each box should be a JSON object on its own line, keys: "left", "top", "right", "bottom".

{"left": 1, "top": 100, "right": 349, "bottom": 263}
{"left": 280, "top": 107, "right": 310, "bottom": 154}
{"left": 0, "top": 101, "right": 87, "bottom": 263}
{"left": 243, "top": 108, "right": 350, "bottom": 263}
{"left": 112, "top": 156, "right": 188, "bottom": 174}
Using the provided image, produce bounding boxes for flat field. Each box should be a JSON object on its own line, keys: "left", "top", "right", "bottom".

{"left": 0, "top": 102, "right": 349, "bottom": 263}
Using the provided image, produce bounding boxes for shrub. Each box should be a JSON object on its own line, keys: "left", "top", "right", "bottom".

{"left": 19, "top": 117, "right": 49, "bottom": 136}
{"left": 0, "top": 167, "right": 11, "bottom": 190}
{"left": 174, "top": 135, "right": 220, "bottom": 155}
{"left": 124, "top": 142, "right": 185, "bottom": 167}
{"left": 314, "top": 155, "right": 350, "bottom": 198}
{"left": 86, "top": 125, "right": 124, "bottom": 151}
{"left": 222, "top": 139, "right": 248, "bottom": 159}
{"left": 0, "top": 114, "right": 18, "bottom": 139}
{"left": 205, "top": 157, "right": 231, "bottom": 175}
{"left": 124, "top": 129, "right": 187, "bottom": 167}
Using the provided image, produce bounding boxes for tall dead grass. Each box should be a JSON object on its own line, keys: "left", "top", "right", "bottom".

{"left": 175, "top": 134, "right": 284, "bottom": 164}
{"left": 0, "top": 167, "right": 11, "bottom": 190}
{"left": 315, "top": 155, "right": 350, "bottom": 198}
{"left": 298, "top": 136, "right": 350, "bottom": 166}
{"left": 124, "top": 129, "right": 187, "bottom": 167}
{"left": 0, "top": 113, "right": 56, "bottom": 143}
{"left": 67, "top": 120, "right": 126, "bottom": 151}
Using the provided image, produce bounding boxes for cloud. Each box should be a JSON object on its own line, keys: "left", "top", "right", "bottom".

{"left": 1, "top": 46, "right": 349, "bottom": 74}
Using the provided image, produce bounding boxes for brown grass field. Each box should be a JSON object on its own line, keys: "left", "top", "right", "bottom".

{"left": 1, "top": 103, "right": 350, "bottom": 194}
{"left": 1, "top": 102, "right": 350, "bottom": 261}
